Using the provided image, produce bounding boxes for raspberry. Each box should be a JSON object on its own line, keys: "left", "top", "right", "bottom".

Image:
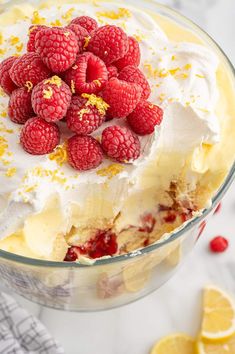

{"left": 27, "top": 25, "right": 48, "bottom": 52}
{"left": 101, "top": 125, "right": 140, "bottom": 163}
{"left": 107, "top": 65, "right": 118, "bottom": 79}
{"left": 35, "top": 27, "right": 78, "bottom": 73}
{"left": 127, "top": 100, "right": 163, "bottom": 135}
{"left": 64, "top": 52, "right": 108, "bottom": 95}
{"left": 64, "top": 231, "right": 117, "bottom": 261}
{"left": 102, "top": 78, "right": 142, "bottom": 118}
{"left": 139, "top": 214, "right": 156, "bottom": 233}
{"left": 8, "top": 87, "right": 34, "bottom": 124}
{"left": 9, "top": 53, "right": 51, "bottom": 88}
{"left": 164, "top": 213, "right": 176, "bottom": 223}
{"left": 119, "top": 65, "right": 151, "bottom": 100}
{"left": 114, "top": 37, "right": 140, "bottom": 71}
{"left": 66, "top": 23, "right": 89, "bottom": 53}
{"left": 70, "top": 16, "right": 98, "bottom": 34}
{"left": 31, "top": 76, "right": 72, "bottom": 122}
{"left": 86, "top": 230, "right": 118, "bottom": 259}
{"left": 67, "top": 135, "right": 103, "bottom": 171}
{"left": 88, "top": 25, "right": 129, "bottom": 65}
{"left": 209, "top": 236, "right": 229, "bottom": 253}
{"left": 0, "top": 56, "right": 18, "bottom": 95}
{"left": 66, "top": 95, "right": 105, "bottom": 135}
{"left": 20, "top": 117, "right": 60, "bottom": 155}
{"left": 64, "top": 247, "right": 79, "bottom": 262}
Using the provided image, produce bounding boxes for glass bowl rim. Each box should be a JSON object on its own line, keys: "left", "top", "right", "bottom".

{"left": 0, "top": 1, "right": 234, "bottom": 268}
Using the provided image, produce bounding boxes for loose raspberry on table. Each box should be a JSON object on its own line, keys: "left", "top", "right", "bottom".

{"left": 127, "top": 100, "right": 163, "bottom": 135}
{"left": 9, "top": 53, "right": 51, "bottom": 88}
{"left": 70, "top": 16, "right": 98, "bottom": 34}
{"left": 0, "top": 56, "right": 18, "bottom": 95}
{"left": 64, "top": 52, "right": 108, "bottom": 95}
{"left": 20, "top": 117, "right": 60, "bottom": 155}
{"left": 66, "top": 95, "right": 105, "bottom": 135}
{"left": 114, "top": 36, "right": 140, "bottom": 71}
{"left": 66, "top": 23, "right": 89, "bottom": 53}
{"left": 107, "top": 65, "right": 118, "bottom": 79}
{"left": 27, "top": 25, "right": 48, "bottom": 52}
{"left": 101, "top": 125, "right": 140, "bottom": 163}
{"left": 31, "top": 76, "right": 72, "bottom": 122}
{"left": 102, "top": 78, "right": 142, "bottom": 118}
{"left": 88, "top": 25, "right": 129, "bottom": 65}
{"left": 67, "top": 135, "right": 103, "bottom": 171}
{"left": 209, "top": 236, "right": 229, "bottom": 253}
{"left": 35, "top": 27, "right": 78, "bottom": 73}
{"left": 8, "top": 87, "right": 34, "bottom": 124}
{"left": 119, "top": 65, "right": 151, "bottom": 100}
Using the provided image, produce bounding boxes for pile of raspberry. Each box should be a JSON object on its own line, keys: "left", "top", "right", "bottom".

{"left": 0, "top": 15, "right": 164, "bottom": 171}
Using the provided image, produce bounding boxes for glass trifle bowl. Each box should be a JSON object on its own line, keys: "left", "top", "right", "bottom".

{"left": 0, "top": 0, "right": 234, "bottom": 311}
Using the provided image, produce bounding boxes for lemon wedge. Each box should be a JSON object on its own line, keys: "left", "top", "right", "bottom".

{"left": 201, "top": 286, "right": 235, "bottom": 341}
{"left": 197, "top": 335, "right": 235, "bottom": 354}
{"left": 150, "top": 333, "right": 195, "bottom": 354}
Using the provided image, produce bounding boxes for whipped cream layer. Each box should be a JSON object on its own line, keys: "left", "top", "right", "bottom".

{"left": 0, "top": 1, "right": 232, "bottom": 261}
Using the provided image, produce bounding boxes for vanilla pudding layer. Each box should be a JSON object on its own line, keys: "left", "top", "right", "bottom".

{"left": 0, "top": 1, "right": 234, "bottom": 261}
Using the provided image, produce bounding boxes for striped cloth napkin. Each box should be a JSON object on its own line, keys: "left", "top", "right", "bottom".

{"left": 0, "top": 292, "right": 64, "bottom": 354}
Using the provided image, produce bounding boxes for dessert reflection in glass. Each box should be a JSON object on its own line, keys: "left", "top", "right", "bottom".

{"left": 0, "top": 1, "right": 234, "bottom": 310}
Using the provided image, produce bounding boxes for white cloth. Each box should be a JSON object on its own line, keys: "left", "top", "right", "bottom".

{"left": 0, "top": 292, "right": 64, "bottom": 354}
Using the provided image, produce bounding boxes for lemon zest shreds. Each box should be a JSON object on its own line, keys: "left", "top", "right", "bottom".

{"left": 5, "top": 167, "right": 17, "bottom": 177}
{"left": 43, "top": 87, "right": 53, "bottom": 99}
{"left": 50, "top": 19, "right": 62, "bottom": 27}
{"left": 184, "top": 63, "right": 192, "bottom": 70}
{"left": 169, "top": 68, "right": 180, "bottom": 76}
{"left": 45, "top": 76, "right": 62, "bottom": 88}
{"left": 0, "top": 49, "right": 7, "bottom": 57}
{"left": 93, "top": 79, "right": 101, "bottom": 87}
{"left": 196, "top": 74, "right": 205, "bottom": 79}
{"left": 78, "top": 108, "right": 90, "bottom": 120}
{"left": 0, "top": 111, "right": 7, "bottom": 118}
{"left": 97, "top": 8, "right": 131, "bottom": 20}
{"left": 16, "top": 43, "right": 24, "bottom": 53}
{"left": 62, "top": 8, "right": 75, "bottom": 21}
{"left": 71, "top": 80, "right": 75, "bottom": 94}
{"left": 81, "top": 93, "right": 109, "bottom": 115}
{"left": 25, "top": 81, "right": 33, "bottom": 92}
{"left": 24, "top": 184, "right": 38, "bottom": 193}
{"left": 83, "top": 36, "right": 91, "bottom": 49}
{"left": 31, "top": 11, "right": 46, "bottom": 25}
{"left": 48, "top": 143, "right": 68, "bottom": 166}
{"left": 0, "top": 136, "right": 8, "bottom": 157}
{"left": 97, "top": 164, "right": 124, "bottom": 179}
{"left": 10, "top": 36, "right": 19, "bottom": 45}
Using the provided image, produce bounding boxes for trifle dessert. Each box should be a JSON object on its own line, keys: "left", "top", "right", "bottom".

{"left": 0, "top": 1, "right": 234, "bottom": 264}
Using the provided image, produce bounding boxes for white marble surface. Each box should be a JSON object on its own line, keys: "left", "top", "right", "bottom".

{"left": 1, "top": 1, "right": 235, "bottom": 353}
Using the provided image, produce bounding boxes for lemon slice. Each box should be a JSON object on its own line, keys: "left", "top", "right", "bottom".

{"left": 201, "top": 286, "right": 235, "bottom": 340}
{"left": 197, "top": 335, "right": 235, "bottom": 354}
{"left": 150, "top": 333, "right": 195, "bottom": 354}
